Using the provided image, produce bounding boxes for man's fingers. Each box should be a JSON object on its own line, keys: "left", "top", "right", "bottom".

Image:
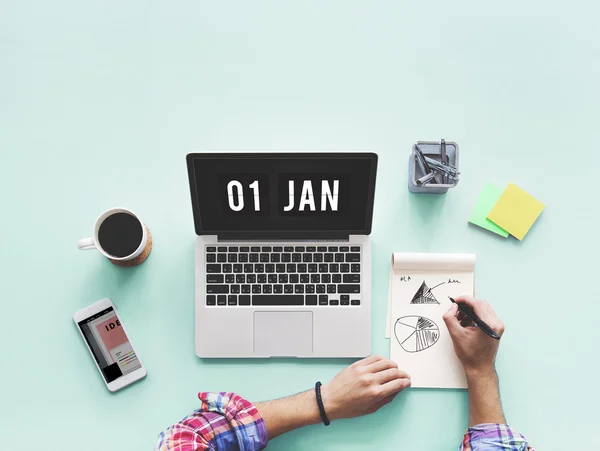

{"left": 445, "top": 302, "right": 459, "bottom": 317}
{"left": 380, "top": 376, "right": 411, "bottom": 397}
{"left": 355, "top": 355, "right": 384, "bottom": 367}
{"left": 454, "top": 295, "right": 492, "bottom": 320}
{"left": 460, "top": 317, "right": 475, "bottom": 328}
{"left": 375, "top": 368, "right": 409, "bottom": 384}
{"left": 454, "top": 295, "right": 504, "bottom": 334}
{"left": 481, "top": 302, "right": 505, "bottom": 334}
{"left": 457, "top": 311, "right": 475, "bottom": 327}
{"left": 443, "top": 304, "right": 464, "bottom": 337}
{"left": 366, "top": 358, "right": 398, "bottom": 374}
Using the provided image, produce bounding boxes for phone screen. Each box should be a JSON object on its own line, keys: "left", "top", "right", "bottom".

{"left": 78, "top": 307, "right": 141, "bottom": 383}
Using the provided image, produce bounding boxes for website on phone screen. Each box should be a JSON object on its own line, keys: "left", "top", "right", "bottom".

{"left": 78, "top": 307, "right": 141, "bottom": 383}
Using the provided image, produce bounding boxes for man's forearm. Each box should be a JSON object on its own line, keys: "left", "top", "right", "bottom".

{"left": 466, "top": 368, "right": 506, "bottom": 426}
{"left": 255, "top": 389, "right": 321, "bottom": 440}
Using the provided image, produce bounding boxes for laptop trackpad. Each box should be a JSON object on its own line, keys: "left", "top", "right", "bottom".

{"left": 254, "top": 311, "right": 313, "bottom": 357}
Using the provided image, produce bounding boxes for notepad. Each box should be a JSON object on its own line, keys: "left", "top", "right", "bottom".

{"left": 468, "top": 183, "right": 509, "bottom": 237}
{"left": 386, "top": 253, "right": 475, "bottom": 389}
{"left": 487, "top": 183, "right": 545, "bottom": 240}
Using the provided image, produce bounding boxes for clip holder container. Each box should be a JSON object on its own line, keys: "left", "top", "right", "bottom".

{"left": 408, "top": 141, "right": 459, "bottom": 194}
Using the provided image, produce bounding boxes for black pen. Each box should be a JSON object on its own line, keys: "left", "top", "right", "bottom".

{"left": 448, "top": 297, "right": 501, "bottom": 340}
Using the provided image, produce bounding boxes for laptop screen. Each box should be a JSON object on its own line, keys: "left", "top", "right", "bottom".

{"left": 187, "top": 153, "right": 377, "bottom": 237}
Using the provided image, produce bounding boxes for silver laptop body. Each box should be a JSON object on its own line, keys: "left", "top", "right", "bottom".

{"left": 187, "top": 153, "right": 378, "bottom": 358}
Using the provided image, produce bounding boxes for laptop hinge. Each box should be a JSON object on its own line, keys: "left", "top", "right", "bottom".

{"left": 216, "top": 231, "right": 350, "bottom": 241}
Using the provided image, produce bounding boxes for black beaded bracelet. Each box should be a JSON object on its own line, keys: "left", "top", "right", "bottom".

{"left": 314, "top": 381, "right": 331, "bottom": 426}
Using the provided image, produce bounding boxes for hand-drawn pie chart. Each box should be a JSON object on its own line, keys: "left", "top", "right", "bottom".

{"left": 394, "top": 316, "right": 440, "bottom": 353}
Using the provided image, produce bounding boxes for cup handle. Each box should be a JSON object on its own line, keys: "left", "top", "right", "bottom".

{"left": 77, "top": 237, "right": 96, "bottom": 250}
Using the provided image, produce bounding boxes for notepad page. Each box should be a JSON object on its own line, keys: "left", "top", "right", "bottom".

{"left": 386, "top": 253, "right": 475, "bottom": 389}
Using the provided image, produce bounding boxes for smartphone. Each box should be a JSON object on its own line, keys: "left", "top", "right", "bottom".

{"left": 73, "top": 298, "right": 147, "bottom": 392}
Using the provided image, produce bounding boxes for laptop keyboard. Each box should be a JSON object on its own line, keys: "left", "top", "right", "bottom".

{"left": 204, "top": 245, "right": 362, "bottom": 307}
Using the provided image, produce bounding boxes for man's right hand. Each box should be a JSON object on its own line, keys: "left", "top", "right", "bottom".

{"left": 321, "top": 355, "right": 411, "bottom": 420}
{"left": 443, "top": 295, "right": 505, "bottom": 376}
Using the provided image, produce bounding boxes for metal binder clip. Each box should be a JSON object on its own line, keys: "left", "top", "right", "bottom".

{"left": 440, "top": 138, "right": 447, "bottom": 183}
{"left": 414, "top": 145, "right": 435, "bottom": 186}
{"left": 423, "top": 156, "right": 459, "bottom": 180}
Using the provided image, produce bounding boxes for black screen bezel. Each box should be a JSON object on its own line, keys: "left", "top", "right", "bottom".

{"left": 186, "top": 152, "right": 378, "bottom": 239}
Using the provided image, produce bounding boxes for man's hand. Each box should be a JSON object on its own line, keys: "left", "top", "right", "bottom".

{"left": 257, "top": 356, "right": 410, "bottom": 439}
{"left": 321, "top": 355, "right": 411, "bottom": 420}
{"left": 443, "top": 295, "right": 505, "bottom": 376}
{"left": 443, "top": 295, "right": 507, "bottom": 426}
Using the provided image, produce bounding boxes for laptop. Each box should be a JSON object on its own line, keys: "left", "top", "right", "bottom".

{"left": 186, "top": 153, "right": 378, "bottom": 358}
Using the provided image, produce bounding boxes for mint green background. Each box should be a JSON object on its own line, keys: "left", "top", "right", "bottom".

{"left": 0, "top": 1, "right": 595, "bottom": 449}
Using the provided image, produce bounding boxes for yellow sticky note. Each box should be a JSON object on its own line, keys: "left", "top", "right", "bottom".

{"left": 486, "top": 183, "right": 545, "bottom": 240}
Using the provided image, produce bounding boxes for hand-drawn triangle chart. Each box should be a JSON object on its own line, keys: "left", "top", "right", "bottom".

{"left": 410, "top": 281, "right": 444, "bottom": 304}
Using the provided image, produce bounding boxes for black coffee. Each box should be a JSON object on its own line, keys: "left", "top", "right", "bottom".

{"left": 98, "top": 213, "right": 143, "bottom": 258}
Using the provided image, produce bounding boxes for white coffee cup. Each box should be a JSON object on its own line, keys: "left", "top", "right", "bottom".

{"left": 77, "top": 208, "right": 151, "bottom": 266}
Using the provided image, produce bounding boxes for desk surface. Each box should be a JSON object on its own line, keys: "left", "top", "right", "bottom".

{"left": 1, "top": 1, "right": 595, "bottom": 449}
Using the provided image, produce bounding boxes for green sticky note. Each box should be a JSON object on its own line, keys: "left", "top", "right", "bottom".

{"left": 469, "top": 183, "right": 510, "bottom": 237}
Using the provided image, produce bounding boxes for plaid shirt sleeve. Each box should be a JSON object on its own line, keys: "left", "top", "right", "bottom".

{"left": 459, "top": 423, "right": 535, "bottom": 451}
{"left": 155, "top": 392, "right": 268, "bottom": 451}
